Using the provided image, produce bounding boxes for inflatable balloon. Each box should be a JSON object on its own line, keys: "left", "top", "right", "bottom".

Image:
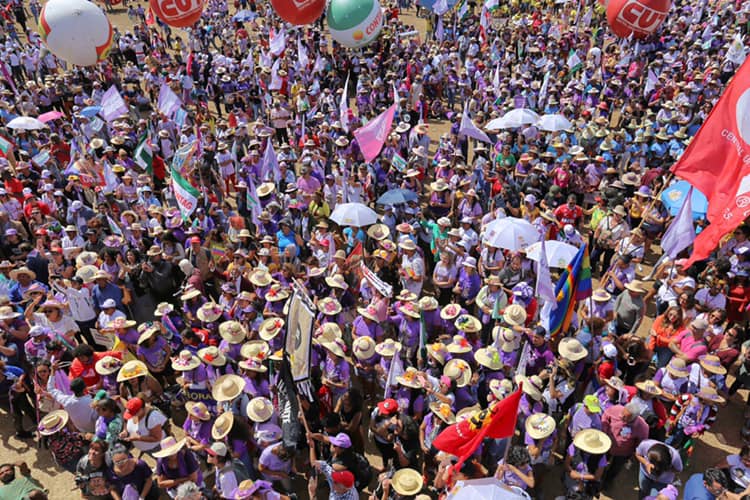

{"left": 327, "top": 0, "right": 384, "bottom": 49}
{"left": 150, "top": 0, "right": 204, "bottom": 28}
{"left": 606, "top": 0, "right": 670, "bottom": 38}
{"left": 38, "top": 0, "right": 112, "bottom": 67}
{"left": 271, "top": 0, "right": 326, "bottom": 25}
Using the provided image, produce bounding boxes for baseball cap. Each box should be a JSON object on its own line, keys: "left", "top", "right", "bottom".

{"left": 331, "top": 470, "right": 355, "bottom": 489}
{"left": 583, "top": 394, "right": 602, "bottom": 414}
{"left": 377, "top": 398, "right": 399, "bottom": 416}
{"left": 208, "top": 442, "right": 228, "bottom": 457}
{"left": 328, "top": 432, "right": 352, "bottom": 448}
{"left": 602, "top": 342, "right": 617, "bottom": 359}
{"left": 124, "top": 397, "right": 144, "bottom": 420}
{"left": 102, "top": 298, "right": 116, "bottom": 309}
{"left": 190, "top": 236, "right": 201, "bottom": 244}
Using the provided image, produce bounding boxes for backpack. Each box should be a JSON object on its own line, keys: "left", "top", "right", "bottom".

{"left": 146, "top": 407, "right": 171, "bottom": 437}
{"left": 352, "top": 451, "right": 373, "bottom": 489}
{"left": 231, "top": 458, "right": 250, "bottom": 483}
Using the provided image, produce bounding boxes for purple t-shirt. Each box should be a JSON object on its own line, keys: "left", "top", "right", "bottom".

{"left": 259, "top": 443, "right": 291, "bottom": 480}
{"left": 105, "top": 459, "right": 153, "bottom": 496}
{"left": 137, "top": 337, "right": 168, "bottom": 368}
{"left": 156, "top": 450, "right": 202, "bottom": 483}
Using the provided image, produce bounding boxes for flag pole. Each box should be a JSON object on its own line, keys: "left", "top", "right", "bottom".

{"left": 633, "top": 171, "right": 674, "bottom": 232}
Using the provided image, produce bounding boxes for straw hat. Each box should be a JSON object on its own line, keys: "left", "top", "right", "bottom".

{"left": 375, "top": 338, "right": 402, "bottom": 357}
{"left": 525, "top": 413, "right": 556, "bottom": 440}
{"left": 259, "top": 318, "right": 285, "bottom": 341}
{"left": 152, "top": 437, "right": 187, "bottom": 458}
{"left": 198, "top": 346, "right": 228, "bottom": 367}
{"left": 398, "top": 239, "right": 417, "bottom": 251}
{"left": 137, "top": 325, "right": 159, "bottom": 345}
{"left": 474, "top": 346, "right": 503, "bottom": 370}
{"left": 75, "top": 251, "right": 99, "bottom": 268}
{"left": 265, "top": 284, "right": 290, "bottom": 302}
{"left": 246, "top": 397, "right": 274, "bottom": 423}
{"left": 318, "top": 297, "right": 342, "bottom": 316}
{"left": 605, "top": 376, "right": 625, "bottom": 391}
{"left": 516, "top": 374, "right": 544, "bottom": 401}
{"left": 238, "top": 357, "right": 268, "bottom": 372}
{"left": 494, "top": 326, "right": 520, "bottom": 353}
{"left": 10, "top": 266, "right": 36, "bottom": 280}
{"left": 503, "top": 304, "right": 528, "bottom": 326}
{"left": 558, "top": 338, "right": 588, "bottom": 362}
{"left": 0, "top": 306, "right": 20, "bottom": 320}
{"left": 398, "top": 302, "right": 421, "bottom": 319}
{"left": 352, "top": 336, "right": 376, "bottom": 360}
{"left": 455, "top": 314, "right": 482, "bottom": 333}
{"left": 212, "top": 374, "right": 246, "bottom": 402}
{"left": 431, "top": 179, "right": 449, "bottom": 192}
{"left": 212, "top": 411, "right": 235, "bottom": 440}
{"left": 367, "top": 224, "right": 390, "bottom": 241}
{"left": 185, "top": 402, "right": 211, "bottom": 421}
{"left": 427, "top": 342, "right": 449, "bottom": 364}
{"left": 108, "top": 318, "right": 136, "bottom": 330}
{"left": 154, "top": 302, "right": 174, "bottom": 316}
{"left": 38, "top": 410, "right": 69, "bottom": 436}
{"left": 573, "top": 429, "right": 612, "bottom": 455}
{"left": 197, "top": 302, "right": 224, "bottom": 322}
{"left": 696, "top": 386, "right": 726, "bottom": 404}
{"left": 180, "top": 287, "right": 202, "bottom": 301}
{"left": 429, "top": 402, "right": 456, "bottom": 425}
{"left": 357, "top": 305, "right": 379, "bottom": 321}
{"left": 249, "top": 269, "right": 273, "bottom": 287}
{"left": 666, "top": 357, "right": 689, "bottom": 378}
{"left": 172, "top": 350, "right": 201, "bottom": 371}
{"left": 257, "top": 182, "right": 275, "bottom": 198}
{"left": 396, "top": 367, "right": 423, "bottom": 389}
{"left": 240, "top": 340, "right": 270, "bottom": 360}
{"left": 321, "top": 338, "right": 347, "bottom": 358}
{"left": 699, "top": 354, "right": 727, "bottom": 375}
{"left": 95, "top": 355, "right": 122, "bottom": 376}
{"left": 418, "top": 296, "right": 439, "bottom": 311}
{"left": 592, "top": 289, "right": 612, "bottom": 302}
{"left": 489, "top": 379, "right": 514, "bottom": 400}
{"left": 314, "top": 323, "right": 343, "bottom": 346}
{"left": 635, "top": 380, "right": 663, "bottom": 396}
{"left": 624, "top": 280, "right": 647, "bottom": 294}
{"left": 219, "top": 320, "right": 248, "bottom": 344}
{"left": 325, "top": 274, "right": 349, "bottom": 290}
{"left": 391, "top": 469, "right": 423, "bottom": 496}
{"left": 116, "top": 360, "right": 149, "bottom": 382}
{"left": 446, "top": 335, "right": 472, "bottom": 354}
{"left": 396, "top": 290, "right": 418, "bottom": 302}
{"left": 444, "top": 359, "right": 472, "bottom": 387}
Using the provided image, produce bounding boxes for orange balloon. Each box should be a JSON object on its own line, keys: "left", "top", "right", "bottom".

{"left": 150, "top": 0, "right": 204, "bottom": 28}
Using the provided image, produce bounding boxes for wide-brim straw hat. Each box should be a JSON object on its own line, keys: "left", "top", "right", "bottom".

{"left": 75, "top": 251, "right": 99, "bottom": 268}
{"left": 152, "top": 437, "right": 187, "bottom": 458}
{"left": 198, "top": 346, "right": 228, "bottom": 367}
{"left": 494, "top": 326, "right": 520, "bottom": 353}
{"left": 259, "top": 317, "right": 285, "bottom": 341}
{"left": 247, "top": 397, "right": 274, "bottom": 423}
{"left": 318, "top": 298, "right": 342, "bottom": 316}
{"left": 219, "top": 320, "right": 248, "bottom": 344}
{"left": 185, "top": 401, "right": 211, "bottom": 421}
{"left": 172, "top": 350, "right": 202, "bottom": 371}
{"left": 353, "top": 336, "right": 376, "bottom": 360}
{"left": 321, "top": 338, "right": 347, "bottom": 358}
{"left": 427, "top": 342, "right": 448, "bottom": 364}
{"left": 38, "top": 409, "right": 69, "bottom": 436}
{"left": 137, "top": 326, "right": 159, "bottom": 345}
{"left": 212, "top": 411, "right": 235, "bottom": 440}
{"left": 441, "top": 303, "right": 462, "bottom": 320}
{"left": 181, "top": 288, "right": 202, "bottom": 301}
{"left": 624, "top": 280, "right": 647, "bottom": 294}
{"left": 116, "top": 360, "right": 149, "bottom": 382}
{"left": 666, "top": 357, "right": 689, "bottom": 378}
{"left": 444, "top": 359, "right": 472, "bottom": 387}
{"left": 212, "top": 374, "right": 246, "bottom": 402}
{"left": 95, "top": 355, "right": 122, "bottom": 376}
{"left": 525, "top": 413, "right": 556, "bottom": 440}
{"left": 197, "top": 302, "right": 224, "bottom": 322}
{"left": 446, "top": 334, "right": 472, "bottom": 354}
{"left": 367, "top": 223, "right": 390, "bottom": 241}
{"left": 265, "top": 284, "right": 290, "bottom": 302}
{"left": 455, "top": 314, "right": 481, "bottom": 333}
{"left": 357, "top": 306, "right": 378, "bottom": 321}
{"left": 429, "top": 402, "right": 456, "bottom": 425}
{"left": 240, "top": 340, "right": 270, "bottom": 360}
{"left": 398, "top": 302, "right": 421, "bottom": 319}
{"left": 697, "top": 386, "right": 726, "bottom": 404}
{"left": 375, "top": 339, "right": 402, "bottom": 357}
{"left": 592, "top": 289, "right": 612, "bottom": 302}
{"left": 396, "top": 367, "right": 422, "bottom": 389}
{"left": 249, "top": 269, "right": 273, "bottom": 287}
{"left": 418, "top": 296, "right": 439, "bottom": 311}
{"left": 490, "top": 379, "right": 514, "bottom": 400}
{"left": 503, "top": 304, "right": 528, "bottom": 326}
{"left": 558, "top": 337, "right": 588, "bottom": 362}
{"left": 391, "top": 468, "right": 423, "bottom": 496}
{"left": 475, "top": 346, "right": 503, "bottom": 370}
{"left": 10, "top": 266, "right": 36, "bottom": 280}
{"left": 573, "top": 429, "right": 612, "bottom": 455}
{"left": 699, "top": 354, "right": 727, "bottom": 375}
{"left": 516, "top": 374, "right": 544, "bottom": 401}
{"left": 635, "top": 380, "right": 663, "bottom": 396}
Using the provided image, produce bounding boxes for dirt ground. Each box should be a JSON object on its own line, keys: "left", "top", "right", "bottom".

{"left": 0, "top": 3, "right": 746, "bottom": 500}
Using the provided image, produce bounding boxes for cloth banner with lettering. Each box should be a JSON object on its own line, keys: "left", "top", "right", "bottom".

{"left": 670, "top": 57, "right": 750, "bottom": 266}
{"left": 170, "top": 165, "right": 200, "bottom": 219}
{"left": 353, "top": 104, "right": 397, "bottom": 162}
{"left": 183, "top": 387, "right": 217, "bottom": 412}
{"left": 360, "top": 261, "right": 393, "bottom": 297}
{"left": 99, "top": 86, "right": 129, "bottom": 122}
{"left": 284, "top": 291, "right": 315, "bottom": 394}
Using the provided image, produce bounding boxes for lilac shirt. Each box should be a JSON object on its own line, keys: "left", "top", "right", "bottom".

{"left": 137, "top": 337, "right": 168, "bottom": 368}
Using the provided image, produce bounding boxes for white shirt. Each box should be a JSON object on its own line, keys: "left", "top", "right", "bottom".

{"left": 59, "top": 286, "right": 97, "bottom": 322}
{"left": 125, "top": 408, "right": 167, "bottom": 451}
{"left": 46, "top": 376, "right": 97, "bottom": 433}
{"left": 215, "top": 464, "right": 239, "bottom": 497}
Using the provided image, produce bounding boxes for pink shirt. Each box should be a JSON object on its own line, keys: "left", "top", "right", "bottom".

{"left": 602, "top": 405, "right": 649, "bottom": 457}
{"left": 673, "top": 329, "right": 708, "bottom": 362}
{"left": 297, "top": 176, "right": 321, "bottom": 195}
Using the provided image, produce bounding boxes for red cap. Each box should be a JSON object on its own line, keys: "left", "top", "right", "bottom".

{"left": 377, "top": 398, "right": 398, "bottom": 416}
{"left": 331, "top": 470, "right": 355, "bottom": 489}
{"left": 190, "top": 236, "right": 201, "bottom": 244}
{"left": 124, "top": 397, "right": 143, "bottom": 420}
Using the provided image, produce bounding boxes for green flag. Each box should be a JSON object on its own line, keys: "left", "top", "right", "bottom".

{"left": 134, "top": 133, "right": 153, "bottom": 175}
{"left": 170, "top": 165, "right": 200, "bottom": 219}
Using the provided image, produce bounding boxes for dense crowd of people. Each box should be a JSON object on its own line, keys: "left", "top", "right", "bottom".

{"left": 1, "top": 0, "right": 750, "bottom": 499}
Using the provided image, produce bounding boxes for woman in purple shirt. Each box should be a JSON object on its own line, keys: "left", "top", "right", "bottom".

{"left": 183, "top": 402, "right": 213, "bottom": 457}
{"left": 136, "top": 326, "right": 170, "bottom": 381}
{"left": 564, "top": 429, "right": 611, "bottom": 497}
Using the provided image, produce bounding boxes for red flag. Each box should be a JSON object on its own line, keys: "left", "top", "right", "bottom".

{"left": 432, "top": 386, "right": 522, "bottom": 470}
{"left": 345, "top": 240, "right": 363, "bottom": 267}
{"left": 228, "top": 112, "right": 238, "bottom": 129}
{"left": 671, "top": 58, "right": 750, "bottom": 266}
{"left": 146, "top": 9, "right": 155, "bottom": 25}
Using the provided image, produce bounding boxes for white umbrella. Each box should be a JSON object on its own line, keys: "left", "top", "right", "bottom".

{"left": 482, "top": 217, "right": 541, "bottom": 251}
{"left": 7, "top": 116, "right": 48, "bottom": 130}
{"left": 537, "top": 113, "right": 574, "bottom": 132}
{"left": 524, "top": 240, "right": 579, "bottom": 268}
{"left": 329, "top": 203, "right": 379, "bottom": 227}
{"left": 497, "top": 108, "right": 540, "bottom": 129}
{"left": 447, "top": 478, "right": 529, "bottom": 500}
{"left": 484, "top": 116, "right": 506, "bottom": 131}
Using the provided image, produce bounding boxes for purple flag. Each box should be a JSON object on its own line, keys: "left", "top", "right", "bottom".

{"left": 99, "top": 86, "right": 129, "bottom": 123}
{"left": 158, "top": 83, "right": 182, "bottom": 118}
{"left": 352, "top": 104, "right": 397, "bottom": 162}
{"left": 260, "top": 140, "right": 280, "bottom": 182}
{"left": 458, "top": 103, "right": 492, "bottom": 143}
{"left": 661, "top": 186, "right": 696, "bottom": 258}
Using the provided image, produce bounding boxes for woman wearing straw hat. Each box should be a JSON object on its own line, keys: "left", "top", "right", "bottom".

{"left": 183, "top": 402, "right": 213, "bottom": 456}
{"left": 666, "top": 386, "right": 725, "bottom": 450}
{"left": 523, "top": 412, "right": 558, "bottom": 496}
{"left": 117, "top": 359, "right": 164, "bottom": 405}
{"left": 153, "top": 437, "right": 204, "bottom": 497}
{"left": 39, "top": 409, "right": 87, "bottom": 472}
{"left": 321, "top": 337, "right": 351, "bottom": 406}
{"left": 136, "top": 324, "right": 171, "bottom": 383}
{"left": 564, "top": 429, "right": 611, "bottom": 496}
{"left": 172, "top": 350, "right": 209, "bottom": 391}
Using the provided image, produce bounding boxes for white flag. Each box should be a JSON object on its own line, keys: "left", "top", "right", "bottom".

{"left": 726, "top": 34, "right": 747, "bottom": 65}
{"left": 384, "top": 344, "right": 404, "bottom": 399}
{"left": 492, "top": 63, "right": 501, "bottom": 90}
{"left": 269, "top": 58, "right": 283, "bottom": 91}
{"left": 157, "top": 83, "right": 182, "bottom": 118}
{"left": 297, "top": 36, "right": 309, "bottom": 69}
{"left": 644, "top": 69, "right": 658, "bottom": 97}
{"left": 567, "top": 50, "right": 582, "bottom": 71}
{"left": 436, "top": 16, "right": 444, "bottom": 42}
{"left": 458, "top": 102, "right": 492, "bottom": 143}
{"left": 433, "top": 0, "right": 449, "bottom": 15}
{"left": 339, "top": 73, "right": 350, "bottom": 133}
{"left": 535, "top": 240, "right": 557, "bottom": 305}
{"left": 538, "top": 71, "right": 551, "bottom": 108}
{"left": 269, "top": 28, "right": 287, "bottom": 56}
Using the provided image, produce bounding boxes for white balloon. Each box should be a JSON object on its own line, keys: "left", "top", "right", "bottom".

{"left": 39, "top": 0, "right": 112, "bottom": 67}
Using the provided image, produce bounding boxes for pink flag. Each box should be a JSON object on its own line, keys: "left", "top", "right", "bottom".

{"left": 353, "top": 104, "right": 397, "bottom": 163}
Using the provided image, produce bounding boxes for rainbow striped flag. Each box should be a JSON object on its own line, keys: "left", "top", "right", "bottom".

{"left": 548, "top": 243, "right": 592, "bottom": 338}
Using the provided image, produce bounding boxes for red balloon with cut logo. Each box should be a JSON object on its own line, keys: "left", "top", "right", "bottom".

{"left": 150, "top": 0, "right": 204, "bottom": 28}
{"left": 270, "top": 0, "right": 326, "bottom": 25}
{"left": 606, "top": 0, "right": 670, "bottom": 38}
